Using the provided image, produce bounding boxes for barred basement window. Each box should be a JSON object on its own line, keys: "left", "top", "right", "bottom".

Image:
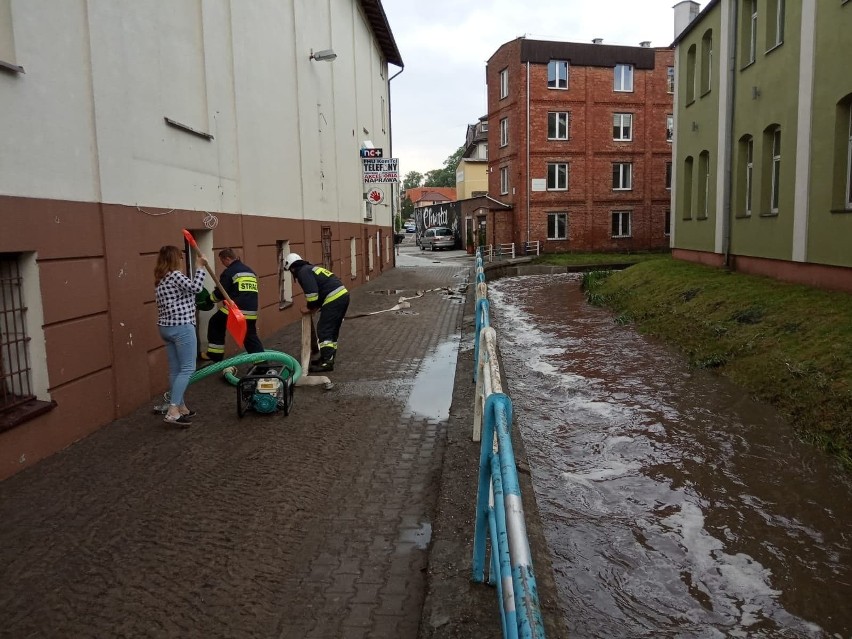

{"left": 0, "top": 255, "right": 33, "bottom": 414}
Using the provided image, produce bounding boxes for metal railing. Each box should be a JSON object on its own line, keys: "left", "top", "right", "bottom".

{"left": 471, "top": 250, "right": 546, "bottom": 639}
{"left": 479, "top": 242, "right": 539, "bottom": 262}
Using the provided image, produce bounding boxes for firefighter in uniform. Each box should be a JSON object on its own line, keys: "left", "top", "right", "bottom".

{"left": 204, "top": 248, "right": 264, "bottom": 361}
{"left": 283, "top": 253, "right": 349, "bottom": 373}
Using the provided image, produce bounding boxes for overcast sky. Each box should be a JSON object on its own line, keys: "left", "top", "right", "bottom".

{"left": 381, "top": 0, "right": 686, "bottom": 179}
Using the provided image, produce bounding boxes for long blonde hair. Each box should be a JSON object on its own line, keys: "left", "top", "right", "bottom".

{"left": 155, "top": 245, "right": 183, "bottom": 285}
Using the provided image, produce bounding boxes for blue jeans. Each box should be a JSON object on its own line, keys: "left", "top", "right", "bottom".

{"left": 158, "top": 324, "right": 197, "bottom": 407}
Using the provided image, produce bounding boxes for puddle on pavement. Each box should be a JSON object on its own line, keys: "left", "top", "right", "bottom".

{"left": 399, "top": 521, "right": 432, "bottom": 550}
{"left": 403, "top": 338, "right": 459, "bottom": 421}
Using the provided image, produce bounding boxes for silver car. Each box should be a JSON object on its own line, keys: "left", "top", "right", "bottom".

{"left": 419, "top": 227, "right": 456, "bottom": 251}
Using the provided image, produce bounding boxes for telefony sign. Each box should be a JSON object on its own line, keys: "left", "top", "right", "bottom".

{"left": 362, "top": 158, "right": 399, "bottom": 183}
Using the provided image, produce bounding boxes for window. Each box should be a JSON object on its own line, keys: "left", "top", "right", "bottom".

{"left": 547, "top": 60, "right": 569, "bottom": 89}
{"left": 612, "top": 163, "right": 632, "bottom": 190}
{"left": 0, "top": 253, "right": 52, "bottom": 428}
{"left": 701, "top": 30, "right": 713, "bottom": 94}
{"left": 547, "top": 213, "right": 568, "bottom": 239}
{"left": 612, "top": 211, "right": 632, "bottom": 238}
{"left": 770, "top": 128, "right": 781, "bottom": 213}
{"left": 548, "top": 112, "right": 569, "bottom": 140}
{"left": 667, "top": 66, "right": 675, "bottom": 93}
{"left": 665, "top": 209, "right": 671, "bottom": 236}
{"left": 698, "top": 151, "right": 711, "bottom": 218}
{"left": 614, "top": 64, "right": 633, "bottom": 92}
{"left": 0, "top": 0, "right": 21, "bottom": 71}
{"left": 499, "top": 68, "right": 508, "bottom": 99}
{"left": 547, "top": 163, "right": 568, "bottom": 190}
{"left": 481, "top": 121, "right": 488, "bottom": 132}
{"left": 666, "top": 162, "right": 672, "bottom": 190}
{"left": 686, "top": 44, "right": 697, "bottom": 103}
{"left": 276, "top": 241, "right": 294, "bottom": 308}
{"left": 743, "top": 0, "right": 757, "bottom": 64}
{"left": 683, "top": 156, "right": 694, "bottom": 219}
{"left": 499, "top": 117, "right": 508, "bottom": 147}
{"left": 847, "top": 107, "right": 852, "bottom": 209}
{"left": 500, "top": 166, "right": 509, "bottom": 194}
{"left": 613, "top": 113, "right": 632, "bottom": 141}
{"left": 666, "top": 115, "right": 674, "bottom": 142}
{"left": 350, "top": 237, "right": 357, "bottom": 279}
{"left": 743, "top": 135, "right": 754, "bottom": 215}
{"left": 767, "top": 0, "right": 785, "bottom": 48}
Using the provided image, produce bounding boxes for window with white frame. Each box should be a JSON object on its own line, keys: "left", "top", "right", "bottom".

{"left": 612, "top": 163, "right": 633, "bottom": 190}
{"left": 614, "top": 64, "right": 633, "bottom": 92}
{"left": 499, "top": 68, "right": 509, "bottom": 99}
{"left": 276, "top": 241, "right": 294, "bottom": 308}
{"left": 666, "top": 115, "right": 674, "bottom": 142}
{"left": 547, "top": 60, "right": 569, "bottom": 89}
{"left": 547, "top": 212, "right": 568, "bottom": 239}
{"left": 744, "top": 0, "right": 757, "bottom": 64}
{"left": 547, "top": 163, "right": 568, "bottom": 190}
{"left": 846, "top": 108, "right": 852, "bottom": 209}
{"left": 745, "top": 136, "right": 754, "bottom": 215}
{"left": 613, "top": 113, "right": 632, "bottom": 141}
{"left": 667, "top": 66, "right": 675, "bottom": 93}
{"left": 770, "top": 128, "right": 781, "bottom": 213}
{"left": 612, "top": 211, "right": 632, "bottom": 237}
{"left": 350, "top": 237, "right": 357, "bottom": 279}
{"left": 683, "top": 156, "right": 694, "bottom": 218}
{"left": 686, "top": 44, "right": 697, "bottom": 102}
{"left": 500, "top": 166, "right": 509, "bottom": 194}
{"left": 548, "top": 112, "right": 569, "bottom": 140}
{"left": 701, "top": 30, "right": 713, "bottom": 94}
{"left": 499, "top": 117, "right": 508, "bottom": 147}
{"left": 698, "top": 150, "right": 711, "bottom": 218}
{"left": 767, "top": 0, "right": 785, "bottom": 48}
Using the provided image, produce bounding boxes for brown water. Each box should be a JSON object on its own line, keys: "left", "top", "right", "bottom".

{"left": 489, "top": 274, "right": 852, "bottom": 639}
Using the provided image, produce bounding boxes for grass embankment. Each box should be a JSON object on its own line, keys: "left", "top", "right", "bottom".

{"left": 532, "top": 250, "right": 670, "bottom": 267}
{"left": 579, "top": 257, "right": 852, "bottom": 469}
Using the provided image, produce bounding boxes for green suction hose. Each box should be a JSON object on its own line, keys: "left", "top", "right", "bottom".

{"left": 189, "top": 351, "right": 302, "bottom": 386}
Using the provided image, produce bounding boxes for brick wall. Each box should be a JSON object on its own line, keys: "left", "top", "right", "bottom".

{"left": 486, "top": 40, "right": 674, "bottom": 253}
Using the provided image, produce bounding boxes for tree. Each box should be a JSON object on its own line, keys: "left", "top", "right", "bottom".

{"left": 423, "top": 145, "right": 465, "bottom": 188}
{"left": 402, "top": 171, "right": 424, "bottom": 191}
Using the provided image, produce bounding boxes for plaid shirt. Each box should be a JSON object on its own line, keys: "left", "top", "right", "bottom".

{"left": 156, "top": 268, "right": 206, "bottom": 326}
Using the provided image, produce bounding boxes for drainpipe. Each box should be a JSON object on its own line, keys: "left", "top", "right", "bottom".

{"left": 723, "top": 0, "right": 738, "bottom": 267}
{"left": 526, "top": 60, "right": 531, "bottom": 247}
{"left": 388, "top": 65, "right": 404, "bottom": 267}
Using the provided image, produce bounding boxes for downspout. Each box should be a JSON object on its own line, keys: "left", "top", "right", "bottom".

{"left": 526, "top": 61, "right": 531, "bottom": 246}
{"left": 723, "top": 0, "right": 738, "bottom": 267}
{"left": 388, "top": 65, "right": 404, "bottom": 267}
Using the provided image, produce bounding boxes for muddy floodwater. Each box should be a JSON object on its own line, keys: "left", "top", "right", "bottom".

{"left": 488, "top": 273, "right": 852, "bottom": 639}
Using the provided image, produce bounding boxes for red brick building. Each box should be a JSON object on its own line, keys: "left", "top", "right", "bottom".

{"left": 483, "top": 38, "right": 674, "bottom": 254}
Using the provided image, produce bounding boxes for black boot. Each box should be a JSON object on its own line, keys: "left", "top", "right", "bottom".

{"left": 309, "top": 346, "right": 335, "bottom": 373}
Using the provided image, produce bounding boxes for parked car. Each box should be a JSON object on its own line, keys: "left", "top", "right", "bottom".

{"left": 419, "top": 226, "right": 456, "bottom": 251}
{"left": 405, "top": 222, "right": 416, "bottom": 233}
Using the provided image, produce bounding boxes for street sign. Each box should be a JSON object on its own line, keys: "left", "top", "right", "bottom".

{"left": 360, "top": 148, "right": 384, "bottom": 158}
{"left": 362, "top": 157, "right": 399, "bottom": 183}
{"left": 366, "top": 187, "right": 385, "bottom": 204}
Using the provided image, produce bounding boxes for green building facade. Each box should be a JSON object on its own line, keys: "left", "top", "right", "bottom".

{"left": 672, "top": 0, "right": 852, "bottom": 292}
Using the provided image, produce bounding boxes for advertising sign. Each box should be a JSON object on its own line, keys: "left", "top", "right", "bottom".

{"left": 362, "top": 158, "right": 399, "bottom": 183}
{"left": 360, "top": 148, "right": 384, "bottom": 158}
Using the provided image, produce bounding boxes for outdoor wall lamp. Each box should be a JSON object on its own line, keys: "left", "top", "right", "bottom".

{"left": 310, "top": 49, "right": 337, "bottom": 62}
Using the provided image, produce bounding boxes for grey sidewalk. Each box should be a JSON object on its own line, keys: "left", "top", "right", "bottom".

{"left": 0, "top": 245, "right": 564, "bottom": 638}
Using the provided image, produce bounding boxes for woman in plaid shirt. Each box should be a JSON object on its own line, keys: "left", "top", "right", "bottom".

{"left": 154, "top": 245, "right": 208, "bottom": 425}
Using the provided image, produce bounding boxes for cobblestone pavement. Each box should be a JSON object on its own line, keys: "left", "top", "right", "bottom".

{"left": 0, "top": 241, "right": 565, "bottom": 639}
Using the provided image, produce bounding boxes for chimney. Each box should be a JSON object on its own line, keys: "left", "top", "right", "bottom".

{"left": 639, "top": 41, "right": 651, "bottom": 48}
{"left": 673, "top": 1, "right": 701, "bottom": 40}
{"left": 592, "top": 37, "right": 603, "bottom": 44}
